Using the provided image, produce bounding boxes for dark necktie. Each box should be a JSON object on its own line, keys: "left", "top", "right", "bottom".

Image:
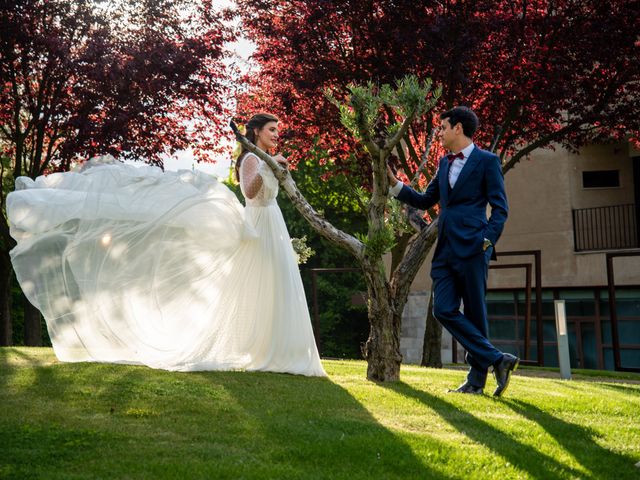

{"left": 447, "top": 152, "right": 464, "bottom": 164}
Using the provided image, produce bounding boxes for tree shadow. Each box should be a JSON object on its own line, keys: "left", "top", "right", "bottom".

{"left": 187, "top": 370, "right": 450, "bottom": 479}
{"left": 0, "top": 347, "right": 60, "bottom": 399}
{"left": 596, "top": 382, "right": 640, "bottom": 396}
{"left": 0, "top": 353, "right": 450, "bottom": 479}
{"left": 0, "top": 348, "right": 190, "bottom": 478}
{"left": 504, "top": 398, "right": 638, "bottom": 479}
{"left": 381, "top": 381, "right": 585, "bottom": 479}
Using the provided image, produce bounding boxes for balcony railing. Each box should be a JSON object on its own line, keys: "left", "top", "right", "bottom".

{"left": 573, "top": 204, "right": 639, "bottom": 251}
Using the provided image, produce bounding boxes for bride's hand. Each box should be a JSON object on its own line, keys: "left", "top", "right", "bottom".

{"left": 273, "top": 154, "right": 288, "bottom": 168}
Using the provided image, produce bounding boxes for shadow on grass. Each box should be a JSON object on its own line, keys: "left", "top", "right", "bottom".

{"left": 0, "top": 349, "right": 449, "bottom": 479}
{"left": 0, "top": 347, "right": 62, "bottom": 398}
{"left": 596, "top": 382, "right": 640, "bottom": 396}
{"left": 187, "top": 370, "right": 450, "bottom": 479}
{"left": 505, "top": 398, "right": 638, "bottom": 479}
{"left": 382, "top": 381, "right": 584, "bottom": 479}
{"left": 0, "top": 348, "right": 203, "bottom": 478}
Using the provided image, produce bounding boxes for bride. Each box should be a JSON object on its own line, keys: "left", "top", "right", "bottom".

{"left": 7, "top": 113, "right": 326, "bottom": 377}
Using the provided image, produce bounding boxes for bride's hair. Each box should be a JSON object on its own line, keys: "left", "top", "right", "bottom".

{"left": 235, "top": 113, "right": 279, "bottom": 181}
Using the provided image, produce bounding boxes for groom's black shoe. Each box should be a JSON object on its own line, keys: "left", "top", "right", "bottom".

{"left": 492, "top": 353, "right": 519, "bottom": 397}
{"left": 448, "top": 382, "right": 484, "bottom": 395}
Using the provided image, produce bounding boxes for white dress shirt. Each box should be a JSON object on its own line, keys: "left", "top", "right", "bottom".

{"left": 389, "top": 178, "right": 404, "bottom": 197}
{"left": 448, "top": 143, "right": 475, "bottom": 188}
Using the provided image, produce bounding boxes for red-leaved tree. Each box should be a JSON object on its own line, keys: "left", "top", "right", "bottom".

{"left": 0, "top": 0, "right": 231, "bottom": 345}
{"left": 234, "top": 0, "right": 640, "bottom": 380}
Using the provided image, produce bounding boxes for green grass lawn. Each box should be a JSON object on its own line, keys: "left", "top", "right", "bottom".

{"left": 1, "top": 348, "right": 639, "bottom": 479}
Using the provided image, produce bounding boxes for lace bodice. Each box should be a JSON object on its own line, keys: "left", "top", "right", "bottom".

{"left": 239, "top": 154, "right": 279, "bottom": 206}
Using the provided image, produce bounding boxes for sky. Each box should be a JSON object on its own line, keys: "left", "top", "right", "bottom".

{"left": 162, "top": 0, "right": 256, "bottom": 178}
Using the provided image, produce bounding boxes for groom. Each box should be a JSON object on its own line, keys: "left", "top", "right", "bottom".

{"left": 388, "top": 106, "right": 518, "bottom": 396}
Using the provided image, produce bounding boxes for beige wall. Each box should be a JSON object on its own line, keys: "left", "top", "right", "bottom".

{"left": 489, "top": 141, "right": 639, "bottom": 288}
{"left": 569, "top": 143, "right": 635, "bottom": 209}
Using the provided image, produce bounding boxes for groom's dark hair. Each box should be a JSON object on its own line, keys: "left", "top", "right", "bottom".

{"left": 440, "top": 106, "right": 479, "bottom": 138}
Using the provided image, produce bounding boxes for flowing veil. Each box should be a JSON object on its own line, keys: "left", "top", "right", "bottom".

{"left": 9, "top": 156, "right": 260, "bottom": 368}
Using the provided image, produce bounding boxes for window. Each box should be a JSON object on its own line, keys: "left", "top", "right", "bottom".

{"left": 582, "top": 170, "right": 620, "bottom": 188}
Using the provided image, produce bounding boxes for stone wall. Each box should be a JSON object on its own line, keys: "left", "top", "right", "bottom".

{"left": 399, "top": 291, "right": 427, "bottom": 364}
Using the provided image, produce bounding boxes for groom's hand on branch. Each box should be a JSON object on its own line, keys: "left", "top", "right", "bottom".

{"left": 387, "top": 163, "right": 399, "bottom": 184}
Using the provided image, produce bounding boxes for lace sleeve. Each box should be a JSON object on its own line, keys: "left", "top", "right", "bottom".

{"left": 240, "top": 154, "right": 263, "bottom": 200}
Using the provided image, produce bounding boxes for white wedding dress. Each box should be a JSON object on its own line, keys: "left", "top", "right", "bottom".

{"left": 7, "top": 154, "right": 326, "bottom": 376}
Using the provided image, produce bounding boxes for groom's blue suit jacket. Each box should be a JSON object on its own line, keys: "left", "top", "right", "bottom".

{"left": 397, "top": 146, "right": 508, "bottom": 260}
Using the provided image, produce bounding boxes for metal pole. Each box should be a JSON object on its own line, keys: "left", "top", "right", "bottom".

{"left": 554, "top": 300, "right": 572, "bottom": 380}
{"left": 535, "top": 251, "right": 543, "bottom": 366}
{"left": 524, "top": 264, "right": 532, "bottom": 360}
{"left": 606, "top": 254, "right": 622, "bottom": 371}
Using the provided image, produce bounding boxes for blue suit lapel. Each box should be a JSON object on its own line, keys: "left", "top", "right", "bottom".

{"left": 449, "top": 147, "right": 481, "bottom": 202}
{"left": 440, "top": 157, "right": 450, "bottom": 204}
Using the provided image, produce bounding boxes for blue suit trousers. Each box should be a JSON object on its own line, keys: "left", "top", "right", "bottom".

{"left": 431, "top": 239, "right": 503, "bottom": 388}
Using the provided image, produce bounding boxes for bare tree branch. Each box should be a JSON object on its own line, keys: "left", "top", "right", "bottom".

{"left": 502, "top": 122, "right": 589, "bottom": 173}
{"left": 410, "top": 128, "right": 436, "bottom": 188}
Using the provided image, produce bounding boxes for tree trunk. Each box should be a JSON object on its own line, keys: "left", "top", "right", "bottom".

{"left": 361, "top": 261, "right": 402, "bottom": 381}
{"left": 421, "top": 292, "right": 443, "bottom": 367}
{"left": 390, "top": 232, "right": 411, "bottom": 273}
{"left": 0, "top": 256, "right": 12, "bottom": 346}
{"left": 23, "top": 296, "right": 42, "bottom": 346}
